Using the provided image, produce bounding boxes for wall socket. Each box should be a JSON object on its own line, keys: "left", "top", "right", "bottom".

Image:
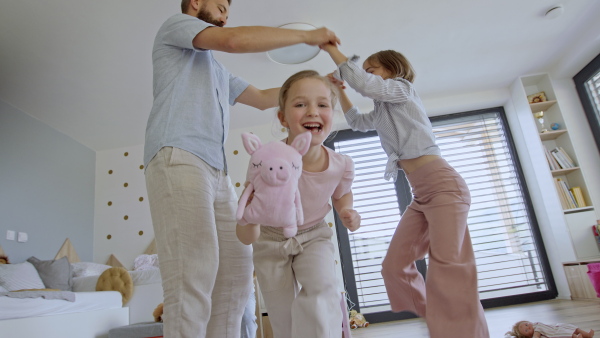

{"left": 17, "top": 232, "right": 28, "bottom": 243}
{"left": 6, "top": 230, "right": 15, "bottom": 241}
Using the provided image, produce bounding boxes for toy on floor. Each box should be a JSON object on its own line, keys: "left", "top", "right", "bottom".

{"left": 153, "top": 303, "right": 163, "bottom": 322}
{"left": 507, "top": 320, "right": 595, "bottom": 338}
{"left": 236, "top": 131, "right": 311, "bottom": 238}
{"left": 349, "top": 309, "right": 369, "bottom": 329}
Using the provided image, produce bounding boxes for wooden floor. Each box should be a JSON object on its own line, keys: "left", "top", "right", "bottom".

{"left": 349, "top": 299, "right": 600, "bottom": 337}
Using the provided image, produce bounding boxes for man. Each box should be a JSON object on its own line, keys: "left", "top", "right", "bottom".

{"left": 143, "top": 0, "right": 341, "bottom": 337}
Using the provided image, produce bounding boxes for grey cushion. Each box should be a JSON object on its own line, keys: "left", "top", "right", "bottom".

{"left": 109, "top": 322, "right": 163, "bottom": 338}
{"left": 27, "top": 256, "right": 73, "bottom": 291}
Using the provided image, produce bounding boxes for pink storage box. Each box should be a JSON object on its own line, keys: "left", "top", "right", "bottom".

{"left": 587, "top": 262, "right": 600, "bottom": 297}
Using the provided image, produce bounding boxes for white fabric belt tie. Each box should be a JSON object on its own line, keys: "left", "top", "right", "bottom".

{"left": 283, "top": 236, "right": 304, "bottom": 255}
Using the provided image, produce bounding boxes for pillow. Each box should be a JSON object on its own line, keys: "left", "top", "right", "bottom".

{"left": 0, "top": 261, "right": 45, "bottom": 291}
{"left": 96, "top": 267, "right": 133, "bottom": 305}
{"left": 72, "top": 262, "right": 111, "bottom": 278}
{"left": 133, "top": 254, "right": 159, "bottom": 271}
{"left": 27, "top": 256, "right": 73, "bottom": 291}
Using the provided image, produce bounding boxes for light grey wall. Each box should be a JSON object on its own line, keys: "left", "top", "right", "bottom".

{"left": 0, "top": 99, "right": 95, "bottom": 263}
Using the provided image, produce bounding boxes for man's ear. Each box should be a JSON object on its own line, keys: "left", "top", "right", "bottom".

{"left": 189, "top": 0, "right": 201, "bottom": 13}
{"left": 277, "top": 110, "right": 289, "bottom": 129}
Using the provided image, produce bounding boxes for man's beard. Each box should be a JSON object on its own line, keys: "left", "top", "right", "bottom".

{"left": 197, "top": 6, "right": 224, "bottom": 27}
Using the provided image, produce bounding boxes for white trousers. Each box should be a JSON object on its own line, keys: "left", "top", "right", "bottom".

{"left": 145, "top": 147, "right": 253, "bottom": 338}
{"left": 252, "top": 222, "right": 342, "bottom": 338}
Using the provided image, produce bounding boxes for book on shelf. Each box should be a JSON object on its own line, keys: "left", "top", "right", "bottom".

{"left": 570, "top": 186, "right": 586, "bottom": 208}
{"left": 544, "top": 147, "right": 560, "bottom": 170}
{"left": 558, "top": 147, "right": 575, "bottom": 166}
{"left": 561, "top": 180, "right": 577, "bottom": 208}
{"left": 555, "top": 178, "right": 577, "bottom": 209}
{"left": 554, "top": 178, "right": 570, "bottom": 209}
{"left": 550, "top": 148, "right": 574, "bottom": 169}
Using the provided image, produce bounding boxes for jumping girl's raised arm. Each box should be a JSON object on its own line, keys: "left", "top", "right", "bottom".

{"left": 337, "top": 58, "right": 413, "bottom": 104}
{"left": 325, "top": 72, "right": 377, "bottom": 132}
{"left": 320, "top": 43, "right": 413, "bottom": 104}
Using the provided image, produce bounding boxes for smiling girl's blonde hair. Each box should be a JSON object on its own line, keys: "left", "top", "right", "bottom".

{"left": 278, "top": 70, "right": 338, "bottom": 112}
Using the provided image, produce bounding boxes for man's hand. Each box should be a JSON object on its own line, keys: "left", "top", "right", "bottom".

{"left": 306, "top": 27, "right": 340, "bottom": 47}
{"left": 319, "top": 41, "right": 348, "bottom": 66}
{"left": 339, "top": 208, "right": 361, "bottom": 232}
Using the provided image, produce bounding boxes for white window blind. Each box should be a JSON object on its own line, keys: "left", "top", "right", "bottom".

{"left": 584, "top": 70, "right": 600, "bottom": 118}
{"left": 332, "top": 109, "right": 551, "bottom": 315}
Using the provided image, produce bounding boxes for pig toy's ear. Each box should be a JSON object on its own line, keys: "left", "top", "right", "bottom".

{"left": 241, "top": 133, "right": 262, "bottom": 155}
{"left": 290, "top": 131, "right": 311, "bottom": 156}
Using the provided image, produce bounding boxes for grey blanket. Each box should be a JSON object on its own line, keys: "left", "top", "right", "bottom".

{"left": 0, "top": 290, "right": 75, "bottom": 302}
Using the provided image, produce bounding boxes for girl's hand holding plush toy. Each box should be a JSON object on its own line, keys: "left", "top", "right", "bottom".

{"left": 237, "top": 131, "right": 311, "bottom": 238}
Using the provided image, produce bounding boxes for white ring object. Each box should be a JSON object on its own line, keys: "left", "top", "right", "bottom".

{"left": 545, "top": 6, "right": 564, "bottom": 19}
{"left": 267, "top": 23, "right": 321, "bottom": 65}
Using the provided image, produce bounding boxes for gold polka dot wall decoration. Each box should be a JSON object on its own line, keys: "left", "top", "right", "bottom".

{"left": 139, "top": 231, "right": 144, "bottom": 236}
{"left": 281, "top": 128, "right": 286, "bottom": 132}
{"left": 139, "top": 165, "right": 144, "bottom": 170}
{"left": 107, "top": 234, "right": 112, "bottom": 240}
{"left": 124, "top": 152, "right": 129, "bottom": 157}
{"left": 139, "top": 197, "right": 144, "bottom": 202}
{"left": 235, "top": 182, "right": 241, "bottom": 187}
{"left": 328, "top": 222, "right": 333, "bottom": 227}
{"left": 124, "top": 182, "right": 128, "bottom": 187}
{"left": 233, "top": 150, "right": 239, "bottom": 155}
{"left": 124, "top": 215, "right": 129, "bottom": 220}
{"left": 108, "top": 201, "right": 113, "bottom": 206}
{"left": 108, "top": 170, "right": 113, "bottom": 174}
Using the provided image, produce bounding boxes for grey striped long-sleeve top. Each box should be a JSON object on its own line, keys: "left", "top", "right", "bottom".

{"left": 335, "top": 55, "right": 441, "bottom": 182}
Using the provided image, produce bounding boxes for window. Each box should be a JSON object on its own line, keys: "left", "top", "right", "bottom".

{"left": 574, "top": 53, "right": 600, "bottom": 153}
{"left": 326, "top": 107, "right": 557, "bottom": 324}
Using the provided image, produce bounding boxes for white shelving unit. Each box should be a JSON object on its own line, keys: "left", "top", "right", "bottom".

{"left": 519, "top": 74, "right": 598, "bottom": 261}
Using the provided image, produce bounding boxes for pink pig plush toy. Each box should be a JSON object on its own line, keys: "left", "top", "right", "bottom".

{"left": 236, "top": 131, "right": 311, "bottom": 238}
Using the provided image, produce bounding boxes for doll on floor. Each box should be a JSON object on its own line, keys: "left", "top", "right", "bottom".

{"left": 508, "top": 320, "right": 595, "bottom": 338}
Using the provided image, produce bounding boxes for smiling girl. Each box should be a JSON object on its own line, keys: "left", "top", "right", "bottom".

{"left": 236, "top": 70, "right": 360, "bottom": 337}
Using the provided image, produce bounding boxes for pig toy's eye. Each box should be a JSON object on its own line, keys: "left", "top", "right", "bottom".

{"left": 252, "top": 161, "right": 262, "bottom": 168}
{"left": 292, "top": 162, "right": 300, "bottom": 170}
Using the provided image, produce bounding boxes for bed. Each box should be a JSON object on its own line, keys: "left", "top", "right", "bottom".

{"left": 50, "top": 236, "right": 164, "bottom": 325}
{"left": 0, "top": 257, "right": 129, "bottom": 338}
{"left": 0, "top": 238, "right": 164, "bottom": 337}
{"left": 72, "top": 263, "right": 164, "bottom": 324}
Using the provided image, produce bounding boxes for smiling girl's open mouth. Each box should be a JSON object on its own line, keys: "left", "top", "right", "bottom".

{"left": 303, "top": 123, "right": 322, "bottom": 132}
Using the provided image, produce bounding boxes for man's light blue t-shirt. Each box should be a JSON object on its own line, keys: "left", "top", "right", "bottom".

{"left": 144, "top": 13, "right": 250, "bottom": 171}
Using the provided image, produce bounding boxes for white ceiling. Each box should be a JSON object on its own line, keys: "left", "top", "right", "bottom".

{"left": 1, "top": 0, "right": 599, "bottom": 151}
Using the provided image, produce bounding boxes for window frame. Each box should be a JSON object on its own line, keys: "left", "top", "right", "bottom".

{"left": 326, "top": 107, "right": 557, "bottom": 324}
{"left": 573, "top": 52, "right": 600, "bottom": 154}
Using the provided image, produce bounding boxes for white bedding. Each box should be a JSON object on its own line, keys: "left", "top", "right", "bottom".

{"left": 72, "top": 267, "right": 162, "bottom": 292}
{"left": 72, "top": 267, "right": 164, "bottom": 324}
{"left": 0, "top": 291, "right": 122, "bottom": 320}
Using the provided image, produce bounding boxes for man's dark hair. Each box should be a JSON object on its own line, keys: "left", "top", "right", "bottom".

{"left": 181, "top": 0, "right": 232, "bottom": 13}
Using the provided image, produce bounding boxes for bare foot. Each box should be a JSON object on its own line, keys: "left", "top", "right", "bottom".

{"left": 590, "top": 329, "right": 595, "bottom": 337}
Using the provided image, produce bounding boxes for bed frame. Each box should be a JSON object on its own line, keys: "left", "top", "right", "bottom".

{"left": 0, "top": 307, "right": 129, "bottom": 338}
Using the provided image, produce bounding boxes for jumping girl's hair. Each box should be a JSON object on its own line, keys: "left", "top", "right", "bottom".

{"left": 507, "top": 321, "right": 530, "bottom": 338}
{"left": 278, "top": 70, "right": 338, "bottom": 111}
{"left": 181, "top": 0, "right": 232, "bottom": 13}
{"left": 365, "top": 50, "right": 416, "bottom": 83}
